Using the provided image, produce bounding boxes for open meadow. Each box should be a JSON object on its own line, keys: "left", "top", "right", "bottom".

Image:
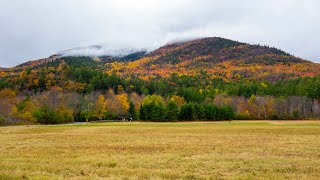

{"left": 0, "top": 121, "right": 320, "bottom": 179}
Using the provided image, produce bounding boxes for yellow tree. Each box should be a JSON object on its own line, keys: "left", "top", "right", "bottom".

{"left": 46, "top": 80, "right": 52, "bottom": 90}
{"left": 95, "top": 95, "right": 107, "bottom": 120}
{"left": 265, "top": 96, "right": 275, "bottom": 118}
{"left": 105, "top": 93, "right": 130, "bottom": 117}
{"left": 0, "top": 89, "right": 16, "bottom": 117}
{"left": 117, "top": 85, "right": 125, "bottom": 94}
{"left": 170, "top": 95, "right": 186, "bottom": 107}
{"left": 19, "top": 70, "right": 27, "bottom": 79}
{"left": 11, "top": 100, "right": 37, "bottom": 123}
{"left": 116, "top": 94, "right": 130, "bottom": 113}
{"left": 248, "top": 95, "right": 259, "bottom": 119}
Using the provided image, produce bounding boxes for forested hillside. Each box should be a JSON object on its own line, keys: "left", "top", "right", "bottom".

{"left": 0, "top": 37, "right": 320, "bottom": 125}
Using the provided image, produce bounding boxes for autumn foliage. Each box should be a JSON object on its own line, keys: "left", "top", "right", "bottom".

{"left": 0, "top": 37, "right": 320, "bottom": 124}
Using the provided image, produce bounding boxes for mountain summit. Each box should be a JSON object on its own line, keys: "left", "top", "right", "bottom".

{"left": 1, "top": 37, "right": 319, "bottom": 81}
{"left": 148, "top": 37, "right": 308, "bottom": 65}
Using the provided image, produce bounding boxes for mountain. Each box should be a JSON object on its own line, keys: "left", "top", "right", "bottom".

{"left": 1, "top": 37, "right": 319, "bottom": 82}
{"left": 148, "top": 37, "right": 308, "bottom": 65}
{"left": 104, "top": 37, "right": 318, "bottom": 81}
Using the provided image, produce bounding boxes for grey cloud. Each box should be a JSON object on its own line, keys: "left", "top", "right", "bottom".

{"left": 0, "top": 0, "right": 319, "bottom": 67}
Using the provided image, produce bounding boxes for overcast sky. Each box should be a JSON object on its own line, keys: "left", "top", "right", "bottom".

{"left": 0, "top": 0, "right": 320, "bottom": 67}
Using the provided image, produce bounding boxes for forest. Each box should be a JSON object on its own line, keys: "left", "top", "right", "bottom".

{"left": 1, "top": 38, "right": 320, "bottom": 125}
{"left": 0, "top": 58, "right": 319, "bottom": 125}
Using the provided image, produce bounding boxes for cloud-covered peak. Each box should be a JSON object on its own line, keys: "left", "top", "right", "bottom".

{"left": 55, "top": 45, "right": 148, "bottom": 58}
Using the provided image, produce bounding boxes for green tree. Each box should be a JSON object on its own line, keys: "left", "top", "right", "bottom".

{"left": 139, "top": 104, "right": 146, "bottom": 121}
{"left": 85, "top": 83, "right": 94, "bottom": 93}
{"left": 166, "top": 101, "right": 179, "bottom": 121}
{"left": 194, "top": 103, "right": 206, "bottom": 120}
{"left": 219, "top": 106, "right": 235, "bottom": 120}
{"left": 140, "top": 95, "right": 166, "bottom": 121}
{"left": 179, "top": 103, "right": 196, "bottom": 121}
{"left": 128, "top": 101, "right": 137, "bottom": 120}
{"left": 204, "top": 104, "right": 218, "bottom": 120}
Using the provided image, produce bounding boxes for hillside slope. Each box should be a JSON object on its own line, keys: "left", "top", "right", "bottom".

{"left": 148, "top": 37, "right": 308, "bottom": 65}
{"left": 1, "top": 37, "right": 319, "bottom": 82}
{"left": 105, "top": 37, "right": 318, "bottom": 81}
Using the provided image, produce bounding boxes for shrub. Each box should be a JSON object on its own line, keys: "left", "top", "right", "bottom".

{"left": 33, "top": 105, "right": 74, "bottom": 124}
{"left": 235, "top": 113, "right": 252, "bottom": 120}
{"left": 0, "top": 117, "right": 5, "bottom": 126}
{"left": 104, "top": 112, "right": 117, "bottom": 120}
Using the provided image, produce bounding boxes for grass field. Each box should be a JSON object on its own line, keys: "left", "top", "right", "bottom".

{"left": 0, "top": 121, "right": 320, "bottom": 179}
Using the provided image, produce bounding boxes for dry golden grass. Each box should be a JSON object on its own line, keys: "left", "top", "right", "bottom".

{"left": 0, "top": 121, "right": 320, "bottom": 179}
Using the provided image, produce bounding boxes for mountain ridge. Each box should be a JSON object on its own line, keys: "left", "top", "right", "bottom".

{"left": 3, "top": 37, "right": 317, "bottom": 69}
{"left": 147, "top": 37, "right": 309, "bottom": 65}
{"left": 1, "top": 37, "right": 319, "bottom": 82}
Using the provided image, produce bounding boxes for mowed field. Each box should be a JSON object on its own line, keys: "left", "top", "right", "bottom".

{"left": 0, "top": 121, "right": 320, "bottom": 179}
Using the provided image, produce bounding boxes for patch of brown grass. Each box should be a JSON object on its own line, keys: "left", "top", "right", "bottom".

{"left": 0, "top": 121, "right": 319, "bottom": 179}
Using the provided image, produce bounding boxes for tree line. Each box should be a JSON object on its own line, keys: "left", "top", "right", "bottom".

{"left": 0, "top": 62, "right": 319, "bottom": 125}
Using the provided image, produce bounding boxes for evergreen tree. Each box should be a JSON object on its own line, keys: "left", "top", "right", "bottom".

{"left": 194, "top": 103, "right": 206, "bottom": 120}
{"left": 128, "top": 101, "right": 137, "bottom": 120}
{"left": 139, "top": 104, "right": 146, "bottom": 121}
{"left": 154, "top": 102, "right": 166, "bottom": 121}
{"left": 140, "top": 95, "right": 166, "bottom": 121}
{"left": 166, "top": 101, "right": 179, "bottom": 121}
{"left": 220, "top": 106, "right": 235, "bottom": 120}
{"left": 204, "top": 104, "right": 218, "bottom": 120}
{"left": 179, "top": 103, "right": 195, "bottom": 121}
